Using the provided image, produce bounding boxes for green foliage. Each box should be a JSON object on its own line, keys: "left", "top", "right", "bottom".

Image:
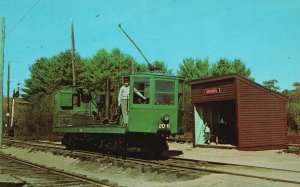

{"left": 20, "top": 52, "right": 73, "bottom": 135}
{"left": 177, "top": 58, "right": 211, "bottom": 131}
{"left": 231, "top": 59, "right": 253, "bottom": 80}
{"left": 133, "top": 60, "right": 173, "bottom": 74}
{"left": 20, "top": 50, "right": 86, "bottom": 136}
{"left": 286, "top": 146, "right": 300, "bottom": 155}
{"left": 211, "top": 58, "right": 233, "bottom": 76}
{"left": 293, "top": 82, "right": 300, "bottom": 91}
{"left": 183, "top": 85, "right": 193, "bottom": 131}
{"left": 177, "top": 57, "right": 253, "bottom": 131}
{"left": 262, "top": 79, "right": 280, "bottom": 92}
{"left": 285, "top": 90, "right": 300, "bottom": 102}
{"left": 78, "top": 48, "right": 137, "bottom": 90}
{"left": 149, "top": 60, "right": 173, "bottom": 74}
{"left": 286, "top": 95, "right": 300, "bottom": 132}
{"left": 284, "top": 83, "right": 300, "bottom": 133}
{"left": 20, "top": 48, "right": 175, "bottom": 136}
{"left": 20, "top": 47, "right": 260, "bottom": 136}
{"left": 22, "top": 50, "right": 84, "bottom": 101}
{"left": 178, "top": 58, "right": 210, "bottom": 82}
{"left": 77, "top": 49, "right": 172, "bottom": 91}
{"left": 211, "top": 58, "right": 254, "bottom": 80}
{"left": 23, "top": 95, "right": 53, "bottom": 136}
{"left": 178, "top": 58, "right": 253, "bottom": 82}
{"left": 22, "top": 48, "right": 144, "bottom": 100}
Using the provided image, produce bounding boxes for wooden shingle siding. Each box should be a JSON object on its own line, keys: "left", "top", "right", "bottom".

{"left": 237, "top": 79, "right": 287, "bottom": 150}
{"left": 288, "top": 135, "right": 300, "bottom": 144}
{"left": 191, "top": 74, "right": 288, "bottom": 150}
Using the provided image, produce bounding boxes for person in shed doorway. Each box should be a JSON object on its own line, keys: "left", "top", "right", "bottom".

{"left": 204, "top": 122, "right": 211, "bottom": 144}
{"left": 216, "top": 118, "right": 226, "bottom": 144}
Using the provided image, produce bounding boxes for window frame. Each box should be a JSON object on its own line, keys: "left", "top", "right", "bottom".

{"left": 131, "top": 76, "right": 152, "bottom": 108}
{"left": 154, "top": 79, "right": 177, "bottom": 107}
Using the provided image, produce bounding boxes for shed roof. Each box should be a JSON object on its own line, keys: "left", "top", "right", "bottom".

{"left": 190, "top": 74, "right": 287, "bottom": 101}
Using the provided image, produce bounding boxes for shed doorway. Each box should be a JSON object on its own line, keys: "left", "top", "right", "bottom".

{"left": 195, "top": 100, "right": 237, "bottom": 146}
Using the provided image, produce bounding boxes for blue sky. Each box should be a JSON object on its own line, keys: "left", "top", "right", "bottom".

{"left": 0, "top": 0, "right": 299, "bottom": 95}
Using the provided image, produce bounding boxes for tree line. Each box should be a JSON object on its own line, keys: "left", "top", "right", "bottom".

{"left": 10, "top": 48, "right": 299, "bottom": 137}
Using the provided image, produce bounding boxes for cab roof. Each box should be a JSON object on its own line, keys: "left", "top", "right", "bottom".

{"left": 122, "top": 72, "right": 183, "bottom": 79}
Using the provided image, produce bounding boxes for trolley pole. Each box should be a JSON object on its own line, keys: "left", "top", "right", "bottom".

{"left": 0, "top": 17, "right": 6, "bottom": 148}
{"left": 71, "top": 19, "right": 76, "bottom": 86}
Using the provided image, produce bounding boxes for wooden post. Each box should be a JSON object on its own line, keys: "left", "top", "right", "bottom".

{"left": 7, "top": 62, "right": 10, "bottom": 132}
{"left": 0, "top": 17, "right": 6, "bottom": 148}
{"left": 10, "top": 98, "right": 15, "bottom": 128}
{"left": 71, "top": 19, "right": 76, "bottom": 86}
{"left": 105, "top": 78, "right": 110, "bottom": 120}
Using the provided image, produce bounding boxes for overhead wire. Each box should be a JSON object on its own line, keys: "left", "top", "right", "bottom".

{"left": 1, "top": 0, "right": 41, "bottom": 40}
{"left": 87, "top": 1, "right": 179, "bottom": 49}
{"left": 0, "top": 0, "right": 41, "bottom": 94}
{"left": 117, "top": 0, "right": 179, "bottom": 66}
{"left": 120, "top": 0, "right": 178, "bottom": 25}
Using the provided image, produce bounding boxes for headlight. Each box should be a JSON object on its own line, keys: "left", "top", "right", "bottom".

{"left": 161, "top": 114, "right": 170, "bottom": 124}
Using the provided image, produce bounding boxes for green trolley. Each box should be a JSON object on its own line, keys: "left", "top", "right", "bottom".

{"left": 53, "top": 72, "right": 184, "bottom": 157}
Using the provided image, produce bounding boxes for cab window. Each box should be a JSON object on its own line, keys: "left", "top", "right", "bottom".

{"left": 72, "top": 94, "right": 80, "bottom": 107}
{"left": 178, "top": 80, "right": 183, "bottom": 108}
{"left": 155, "top": 80, "right": 175, "bottom": 105}
{"left": 133, "top": 78, "right": 150, "bottom": 104}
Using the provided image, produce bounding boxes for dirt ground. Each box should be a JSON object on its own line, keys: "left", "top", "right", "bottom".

{"left": 1, "top": 143, "right": 299, "bottom": 187}
{"left": 169, "top": 142, "right": 300, "bottom": 171}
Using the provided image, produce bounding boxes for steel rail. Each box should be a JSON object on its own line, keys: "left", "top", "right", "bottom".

{"left": 0, "top": 152, "right": 112, "bottom": 187}
{"left": 4, "top": 138, "right": 300, "bottom": 185}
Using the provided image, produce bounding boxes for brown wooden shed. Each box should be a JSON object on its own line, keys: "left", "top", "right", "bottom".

{"left": 191, "top": 74, "right": 288, "bottom": 151}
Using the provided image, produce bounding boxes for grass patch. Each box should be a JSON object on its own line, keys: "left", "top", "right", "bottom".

{"left": 286, "top": 146, "right": 300, "bottom": 155}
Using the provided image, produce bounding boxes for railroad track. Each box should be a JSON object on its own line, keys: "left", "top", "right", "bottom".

{"left": 3, "top": 138, "right": 300, "bottom": 185}
{"left": 0, "top": 152, "right": 114, "bottom": 187}
{"left": 4, "top": 138, "right": 65, "bottom": 149}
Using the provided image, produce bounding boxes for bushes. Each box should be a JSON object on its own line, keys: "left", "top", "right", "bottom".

{"left": 18, "top": 95, "right": 53, "bottom": 137}
{"left": 285, "top": 89, "right": 300, "bottom": 134}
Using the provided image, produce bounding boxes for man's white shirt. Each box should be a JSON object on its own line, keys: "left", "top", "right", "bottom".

{"left": 118, "top": 85, "right": 129, "bottom": 106}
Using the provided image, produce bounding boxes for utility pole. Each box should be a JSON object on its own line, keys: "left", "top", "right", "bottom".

{"left": 0, "top": 17, "right": 6, "bottom": 148}
{"left": 10, "top": 83, "right": 19, "bottom": 134}
{"left": 7, "top": 61, "right": 10, "bottom": 134}
{"left": 104, "top": 78, "right": 110, "bottom": 121}
{"left": 71, "top": 19, "right": 76, "bottom": 86}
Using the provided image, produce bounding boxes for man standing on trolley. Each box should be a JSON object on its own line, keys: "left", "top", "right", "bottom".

{"left": 118, "top": 77, "right": 146, "bottom": 125}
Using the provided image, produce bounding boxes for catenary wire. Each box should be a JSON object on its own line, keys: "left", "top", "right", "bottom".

{"left": 1, "top": 0, "right": 41, "bottom": 40}
{"left": 120, "top": 0, "right": 178, "bottom": 25}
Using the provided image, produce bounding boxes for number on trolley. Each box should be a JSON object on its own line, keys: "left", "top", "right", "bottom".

{"left": 159, "top": 124, "right": 171, "bottom": 129}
